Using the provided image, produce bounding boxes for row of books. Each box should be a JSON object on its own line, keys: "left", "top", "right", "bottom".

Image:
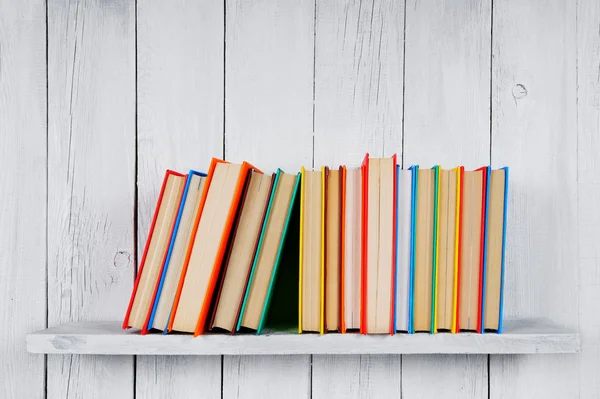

{"left": 123, "top": 155, "right": 508, "bottom": 336}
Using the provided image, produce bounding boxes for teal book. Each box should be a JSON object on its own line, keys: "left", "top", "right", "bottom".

{"left": 431, "top": 166, "right": 440, "bottom": 333}
{"left": 236, "top": 170, "right": 301, "bottom": 334}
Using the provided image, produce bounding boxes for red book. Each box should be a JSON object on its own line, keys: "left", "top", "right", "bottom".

{"left": 454, "top": 166, "right": 465, "bottom": 334}
{"left": 475, "top": 166, "right": 490, "bottom": 334}
{"left": 360, "top": 153, "right": 369, "bottom": 335}
{"left": 122, "top": 170, "right": 186, "bottom": 331}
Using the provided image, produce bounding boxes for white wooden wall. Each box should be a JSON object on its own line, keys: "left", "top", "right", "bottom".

{"left": 1, "top": 0, "right": 598, "bottom": 397}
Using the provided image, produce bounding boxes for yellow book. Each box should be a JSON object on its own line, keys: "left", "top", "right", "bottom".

{"left": 298, "top": 167, "right": 305, "bottom": 333}
{"left": 451, "top": 167, "right": 464, "bottom": 334}
{"left": 433, "top": 166, "right": 441, "bottom": 333}
{"left": 320, "top": 167, "right": 326, "bottom": 334}
{"left": 299, "top": 166, "right": 323, "bottom": 333}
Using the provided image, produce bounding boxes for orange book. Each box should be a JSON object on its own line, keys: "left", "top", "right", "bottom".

{"left": 360, "top": 154, "right": 369, "bottom": 334}
{"left": 168, "top": 159, "right": 260, "bottom": 336}
{"left": 340, "top": 166, "right": 347, "bottom": 333}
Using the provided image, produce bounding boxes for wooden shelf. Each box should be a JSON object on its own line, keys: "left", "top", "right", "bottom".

{"left": 26, "top": 318, "right": 579, "bottom": 355}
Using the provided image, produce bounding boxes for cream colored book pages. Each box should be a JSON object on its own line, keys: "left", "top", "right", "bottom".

{"left": 213, "top": 172, "right": 271, "bottom": 331}
{"left": 241, "top": 173, "right": 296, "bottom": 329}
{"left": 326, "top": 170, "right": 340, "bottom": 331}
{"left": 351, "top": 170, "right": 362, "bottom": 329}
{"left": 343, "top": 168, "right": 362, "bottom": 330}
{"left": 173, "top": 163, "right": 242, "bottom": 332}
{"left": 366, "top": 158, "right": 380, "bottom": 332}
{"left": 343, "top": 169, "right": 356, "bottom": 328}
{"left": 414, "top": 169, "right": 434, "bottom": 332}
{"left": 436, "top": 169, "right": 457, "bottom": 331}
{"left": 396, "top": 170, "right": 412, "bottom": 331}
{"left": 301, "top": 171, "right": 312, "bottom": 331}
{"left": 302, "top": 170, "right": 322, "bottom": 332}
{"left": 484, "top": 169, "right": 506, "bottom": 330}
{"left": 130, "top": 174, "right": 185, "bottom": 328}
{"left": 459, "top": 170, "right": 483, "bottom": 331}
{"left": 152, "top": 174, "right": 205, "bottom": 330}
{"left": 373, "top": 158, "right": 394, "bottom": 333}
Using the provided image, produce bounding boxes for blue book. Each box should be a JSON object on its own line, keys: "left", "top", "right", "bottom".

{"left": 479, "top": 166, "right": 491, "bottom": 333}
{"left": 482, "top": 166, "right": 508, "bottom": 333}
{"left": 147, "top": 170, "right": 207, "bottom": 333}
{"left": 407, "top": 165, "right": 418, "bottom": 334}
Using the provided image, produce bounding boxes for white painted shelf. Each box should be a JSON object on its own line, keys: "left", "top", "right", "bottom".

{"left": 26, "top": 318, "right": 579, "bottom": 355}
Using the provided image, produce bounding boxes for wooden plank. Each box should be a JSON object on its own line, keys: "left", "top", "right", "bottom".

{"left": 224, "top": 0, "right": 313, "bottom": 397}
{"left": 577, "top": 0, "right": 600, "bottom": 397}
{"left": 223, "top": 356, "right": 310, "bottom": 399}
{"left": 0, "top": 0, "right": 46, "bottom": 398}
{"left": 312, "top": 355, "right": 401, "bottom": 399}
{"left": 26, "top": 319, "right": 581, "bottom": 355}
{"left": 135, "top": 0, "right": 223, "bottom": 397}
{"left": 47, "top": 1, "right": 135, "bottom": 398}
{"left": 402, "top": 0, "right": 491, "bottom": 397}
{"left": 312, "top": 0, "right": 404, "bottom": 396}
{"left": 135, "top": 356, "right": 222, "bottom": 398}
{"left": 490, "top": 0, "right": 578, "bottom": 397}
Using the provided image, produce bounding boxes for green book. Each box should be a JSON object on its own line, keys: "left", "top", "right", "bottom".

{"left": 236, "top": 170, "right": 301, "bottom": 334}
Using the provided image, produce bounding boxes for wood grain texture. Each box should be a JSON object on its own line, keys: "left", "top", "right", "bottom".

{"left": 225, "top": 0, "right": 313, "bottom": 172}
{"left": 578, "top": 1, "right": 600, "bottom": 397}
{"left": 0, "top": 0, "right": 46, "bottom": 398}
{"left": 312, "top": 355, "right": 401, "bottom": 399}
{"left": 26, "top": 319, "right": 581, "bottom": 355}
{"left": 490, "top": 0, "right": 578, "bottom": 397}
{"left": 135, "top": 356, "right": 221, "bottom": 398}
{"left": 47, "top": 1, "right": 135, "bottom": 398}
{"left": 135, "top": 0, "right": 224, "bottom": 396}
{"left": 313, "top": 0, "right": 403, "bottom": 395}
{"left": 402, "top": 0, "right": 491, "bottom": 396}
{"left": 223, "top": 355, "right": 310, "bottom": 399}
{"left": 224, "top": 0, "right": 314, "bottom": 397}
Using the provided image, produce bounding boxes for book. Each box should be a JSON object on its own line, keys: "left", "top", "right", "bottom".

{"left": 362, "top": 154, "right": 397, "bottom": 335}
{"left": 435, "top": 167, "right": 461, "bottom": 332}
{"left": 408, "top": 165, "right": 418, "bottom": 333}
{"left": 237, "top": 170, "right": 300, "bottom": 334}
{"left": 413, "top": 166, "right": 437, "bottom": 333}
{"left": 341, "top": 166, "right": 362, "bottom": 333}
{"left": 122, "top": 170, "right": 186, "bottom": 331}
{"left": 299, "top": 167, "right": 324, "bottom": 333}
{"left": 458, "top": 167, "right": 488, "bottom": 333}
{"left": 483, "top": 167, "right": 508, "bottom": 333}
{"left": 325, "top": 167, "right": 342, "bottom": 332}
{"left": 148, "top": 170, "right": 207, "bottom": 332}
{"left": 395, "top": 167, "right": 413, "bottom": 332}
{"left": 169, "top": 159, "right": 257, "bottom": 336}
{"left": 211, "top": 171, "right": 274, "bottom": 333}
